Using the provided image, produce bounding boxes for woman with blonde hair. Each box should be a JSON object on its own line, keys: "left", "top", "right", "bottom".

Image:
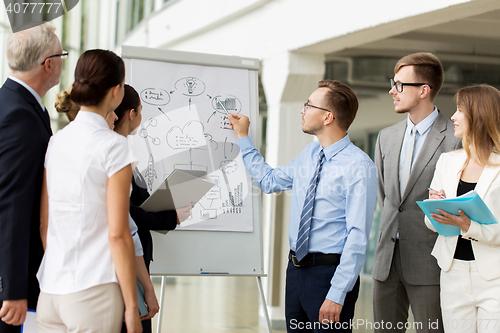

{"left": 55, "top": 84, "right": 80, "bottom": 122}
{"left": 37, "top": 49, "right": 142, "bottom": 333}
{"left": 426, "top": 84, "right": 500, "bottom": 332}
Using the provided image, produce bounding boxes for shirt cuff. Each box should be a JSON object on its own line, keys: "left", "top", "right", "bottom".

{"left": 461, "top": 220, "right": 479, "bottom": 238}
{"left": 235, "top": 136, "right": 253, "bottom": 150}
{"left": 326, "top": 288, "right": 347, "bottom": 306}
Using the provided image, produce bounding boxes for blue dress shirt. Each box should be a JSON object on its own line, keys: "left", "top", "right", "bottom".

{"left": 236, "top": 134, "right": 378, "bottom": 305}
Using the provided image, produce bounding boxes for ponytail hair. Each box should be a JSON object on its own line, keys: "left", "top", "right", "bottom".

{"left": 71, "top": 49, "right": 125, "bottom": 106}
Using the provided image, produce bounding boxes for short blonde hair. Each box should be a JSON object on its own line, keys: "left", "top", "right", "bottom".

{"left": 7, "top": 23, "right": 58, "bottom": 72}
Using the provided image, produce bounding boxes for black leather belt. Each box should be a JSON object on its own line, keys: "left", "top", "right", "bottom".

{"left": 289, "top": 250, "right": 341, "bottom": 268}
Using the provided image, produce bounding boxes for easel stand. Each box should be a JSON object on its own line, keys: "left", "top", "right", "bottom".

{"left": 155, "top": 275, "right": 272, "bottom": 333}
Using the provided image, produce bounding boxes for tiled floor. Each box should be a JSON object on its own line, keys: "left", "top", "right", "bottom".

{"left": 150, "top": 275, "right": 417, "bottom": 333}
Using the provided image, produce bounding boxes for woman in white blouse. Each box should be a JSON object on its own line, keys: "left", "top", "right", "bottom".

{"left": 426, "top": 84, "right": 500, "bottom": 333}
{"left": 37, "top": 49, "right": 142, "bottom": 333}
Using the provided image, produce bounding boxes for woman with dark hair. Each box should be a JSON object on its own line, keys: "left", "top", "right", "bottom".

{"left": 55, "top": 84, "right": 118, "bottom": 129}
{"left": 113, "top": 85, "right": 192, "bottom": 265}
{"left": 426, "top": 84, "right": 500, "bottom": 332}
{"left": 113, "top": 85, "right": 191, "bottom": 333}
{"left": 37, "top": 50, "right": 142, "bottom": 333}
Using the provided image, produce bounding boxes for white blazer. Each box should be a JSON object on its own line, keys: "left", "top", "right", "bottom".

{"left": 425, "top": 149, "right": 500, "bottom": 281}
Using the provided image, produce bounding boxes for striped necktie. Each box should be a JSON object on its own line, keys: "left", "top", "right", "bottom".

{"left": 295, "top": 149, "right": 325, "bottom": 262}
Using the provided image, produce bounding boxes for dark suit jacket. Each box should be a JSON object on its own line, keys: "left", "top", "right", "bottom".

{"left": 0, "top": 78, "right": 52, "bottom": 309}
{"left": 372, "top": 112, "right": 461, "bottom": 285}
{"left": 130, "top": 168, "right": 177, "bottom": 272}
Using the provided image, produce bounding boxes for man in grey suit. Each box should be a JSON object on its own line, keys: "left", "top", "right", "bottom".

{"left": 372, "top": 52, "right": 461, "bottom": 332}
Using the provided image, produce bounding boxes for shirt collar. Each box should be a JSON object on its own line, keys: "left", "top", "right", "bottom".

{"left": 74, "top": 110, "right": 110, "bottom": 129}
{"left": 322, "top": 133, "right": 351, "bottom": 161}
{"left": 407, "top": 106, "right": 438, "bottom": 135}
{"left": 9, "top": 76, "right": 44, "bottom": 111}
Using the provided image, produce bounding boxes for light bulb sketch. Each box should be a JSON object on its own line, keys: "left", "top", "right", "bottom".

{"left": 174, "top": 77, "right": 205, "bottom": 96}
{"left": 185, "top": 78, "right": 196, "bottom": 94}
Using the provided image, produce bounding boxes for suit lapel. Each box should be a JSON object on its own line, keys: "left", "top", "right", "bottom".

{"left": 41, "top": 107, "right": 52, "bottom": 134}
{"left": 391, "top": 121, "right": 407, "bottom": 201}
{"left": 476, "top": 154, "right": 500, "bottom": 197}
{"left": 402, "top": 112, "right": 447, "bottom": 202}
{"left": 5, "top": 78, "right": 52, "bottom": 135}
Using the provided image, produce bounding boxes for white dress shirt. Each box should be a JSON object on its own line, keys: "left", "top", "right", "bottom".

{"left": 38, "top": 111, "right": 136, "bottom": 295}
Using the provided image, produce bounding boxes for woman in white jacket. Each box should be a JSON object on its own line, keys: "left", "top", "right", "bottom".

{"left": 426, "top": 84, "right": 500, "bottom": 333}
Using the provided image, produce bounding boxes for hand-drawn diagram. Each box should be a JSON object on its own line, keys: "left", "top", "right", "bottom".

{"left": 167, "top": 121, "right": 205, "bottom": 149}
{"left": 219, "top": 138, "right": 238, "bottom": 174}
{"left": 141, "top": 88, "right": 170, "bottom": 106}
{"left": 139, "top": 118, "right": 161, "bottom": 145}
{"left": 211, "top": 94, "right": 241, "bottom": 114}
{"left": 175, "top": 77, "right": 205, "bottom": 96}
{"left": 167, "top": 120, "right": 208, "bottom": 172}
{"left": 129, "top": 58, "right": 253, "bottom": 232}
{"left": 144, "top": 154, "right": 157, "bottom": 191}
{"left": 204, "top": 133, "right": 218, "bottom": 151}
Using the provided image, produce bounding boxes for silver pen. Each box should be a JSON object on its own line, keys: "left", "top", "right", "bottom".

{"left": 428, "top": 187, "right": 446, "bottom": 199}
{"left": 215, "top": 97, "right": 230, "bottom": 116}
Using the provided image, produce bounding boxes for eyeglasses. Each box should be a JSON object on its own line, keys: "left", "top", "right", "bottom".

{"left": 390, "top": 79, "right": 432, "bottom": 93}
{"left": 41, "top": 50, "right": 68, "bottom": 65}
{"left": 303, "top": 102, "right": 332, "bottom": 113}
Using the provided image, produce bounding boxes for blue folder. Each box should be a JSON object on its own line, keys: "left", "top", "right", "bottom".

{"left": 137, "top": 279, "right": 149, "bottom": 317}
{"left": 417, "top": 191, "right": 497, "bottom": 237}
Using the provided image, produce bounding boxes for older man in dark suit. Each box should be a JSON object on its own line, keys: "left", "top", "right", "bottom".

{"left": 0, "top": 23, "right": 63, "bottom": 332}
{"left": 372, "top": 52, "right": 461, "bottom": 333}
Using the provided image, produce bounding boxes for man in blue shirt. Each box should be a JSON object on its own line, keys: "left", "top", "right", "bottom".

{"left": 228, "top": 80, "right": 377, "bottom": 332}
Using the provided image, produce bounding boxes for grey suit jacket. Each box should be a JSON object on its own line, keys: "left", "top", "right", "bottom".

{"left": 372, "top": 112, "right": 461, "bottom": 285}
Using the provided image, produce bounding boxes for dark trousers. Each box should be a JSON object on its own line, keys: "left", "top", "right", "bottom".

{"left": 285, "top": 261, "right": 360, "bottom": 333}
{"left": 0, "top": 322, "right": 19, "bottom": 333}
{"left": 121, "top": 318, "right": 151, "bottom": 333}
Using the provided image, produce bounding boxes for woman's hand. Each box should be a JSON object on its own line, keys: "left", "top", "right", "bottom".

{"left": 429, "top": 189, "right": 446, "bottom": 200}
{"left": 176, "top": 205, "right": 194, "bottom": 224}
{"left": 141, "top": 289, "right": 159, "bottom": 320}
{"left": 431, "top": 209, "right": 471, "bottom": 232}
